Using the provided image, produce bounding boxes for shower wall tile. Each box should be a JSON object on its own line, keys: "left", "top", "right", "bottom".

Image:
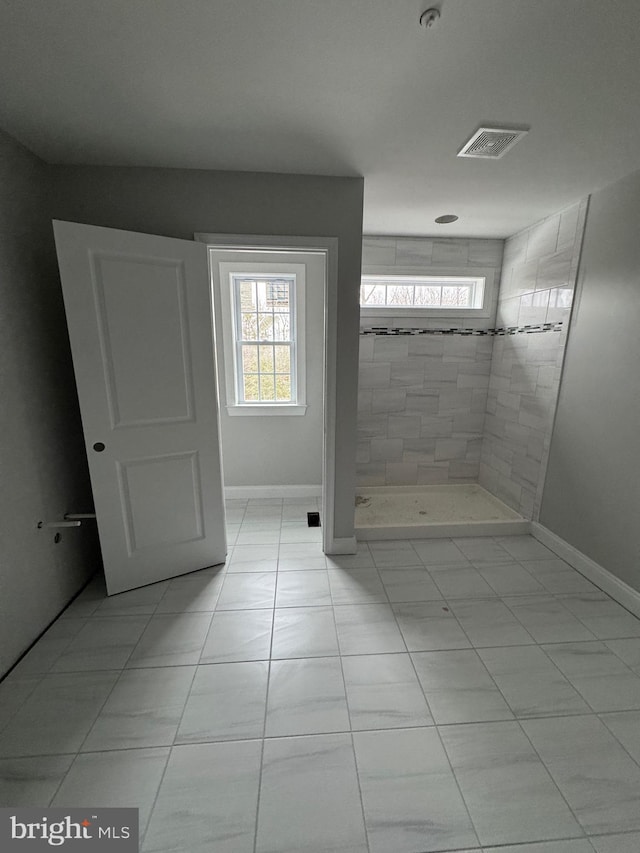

{"left": 358, "top": 335, "right": 375, "bottom": 361}
{"left": 358, "top": 328, "right": 493, "bottom": 486}
{"left": 357, "top": 390, "right": 372, "bottom": 415}
{"left": 371, "top": 388, "right": 407, "bottom": 413}
{"left": 526, "top": 214, "right": 560, "bottom": 261}
{"left": 358, "top": 227, "right": 588, "bottom": 500}
{"left": 417, "top": 464, "right": 450, "bottom": 485}
{"left": 356, "top": 442, "right": 370, "bottom": 464}
{"left": 393, "top": 237, "right": 433, "bottom": 266}
{"left": 390, "top": 361, "right": 425, "bottom": 386}
{"left": 361, "top": 235, "right": 503, "bottom": 334}
{"left": 357, "top": 462, "right": 387, "bottom": 487}
{"left": 372, "top": 338, "right": 409, "bottom": 361}
{"left": 449, "top": 461, "right": 481, "bottom": 480}
{"left": 388, "top": 415, "right": 421, "bottom": 439}
{"left": 362, "top": 236, "right": 396, "bottom": 266}
{"left": 385, "top": 462, "right": 419, "bottom": 485}
{"left": 370, "top": 439, "right": 403, "bottom": 462}
{"left": 480, "top": 198, "right": 588, "bottom": 520}
{"left": 467, "top": 239, "right": 504, "bottom": 266}
{"left": 435, "top": 439, "right": 468, "bottom": 462}
{"left": 402, "top": 438, "right": 436, "bottom": 462}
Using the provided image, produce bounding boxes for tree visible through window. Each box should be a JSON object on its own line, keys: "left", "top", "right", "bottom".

{"left": 360, "top": 275, "right": 485, "bottom": 310}
{"left": 232, "top": 274, "right": 296, "bottom": 403}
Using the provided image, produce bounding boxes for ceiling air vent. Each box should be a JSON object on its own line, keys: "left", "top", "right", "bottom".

{"left": 457, "top": 126, "right": 529, "bottom": 159}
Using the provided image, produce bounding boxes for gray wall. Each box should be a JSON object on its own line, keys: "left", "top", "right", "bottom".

{"left": 480, "top": 200, "right": 588, "bottom": 518}
{"left": 540, "top": 170, "right": 640, "bottom": 589}
{"left": 357, "top": 236, "right": 502, "bottom": 486}
{"left": 0, "top": 131, "right": 95, "bottom": 676}
{"left": 48, "top": 165, "right": 364, "bottom": 538}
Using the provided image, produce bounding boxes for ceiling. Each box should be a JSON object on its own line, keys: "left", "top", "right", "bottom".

{"left": 1, "top": 0, "right": 640, "bottom": 237}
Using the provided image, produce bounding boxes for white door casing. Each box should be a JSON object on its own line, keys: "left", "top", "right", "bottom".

{"left": 53, "top": 220, "right": 227, "bottom": 595}
{"left": 196, "top": 233, "right": 356, "bottom": 555}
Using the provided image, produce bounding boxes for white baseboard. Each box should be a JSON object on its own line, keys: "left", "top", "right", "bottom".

{"left": 531, "top": 523, "right": 640, "bottom": 620}
{"left": 357, "top": 519, "right": 530, "bottom": 541}
{"left": 224, "top": 485, "right": 322, "bottom": 500}
{"left": 324, "top": 536, "right": 358, "bottom": 555}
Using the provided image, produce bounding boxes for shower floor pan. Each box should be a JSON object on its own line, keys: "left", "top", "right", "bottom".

{"left": 355, "top": 484, "right": 530, "bottom": 540}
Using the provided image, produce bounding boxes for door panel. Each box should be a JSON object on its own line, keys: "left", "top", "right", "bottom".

{"left": 94, "top": 253, "right": 195, "bottom": 426}
{"left": 53, "top": 220, "right": 226, "bottom": 595}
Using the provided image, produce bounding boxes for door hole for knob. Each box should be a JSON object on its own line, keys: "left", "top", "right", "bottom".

{"left": 93, "top": 442, "right": 106, "bottom": 452}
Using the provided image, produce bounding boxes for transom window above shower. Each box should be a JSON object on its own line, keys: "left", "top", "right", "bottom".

{"left": 361, "top": 274, "right": 486, "bottom": 312}
{"left": 359, "top": 267, "right": 497, "bottom": 321}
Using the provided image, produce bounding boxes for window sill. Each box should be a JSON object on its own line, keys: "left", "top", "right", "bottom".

{"left": 226, "top": 404, "right": 307, "bottom": 417}
{"left": 360, "top": 307, "right": 493, "bottom": 320}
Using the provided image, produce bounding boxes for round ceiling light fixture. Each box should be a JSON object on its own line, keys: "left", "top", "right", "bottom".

{"left": 435, "top": 214, "right": 459, "bottom": 224}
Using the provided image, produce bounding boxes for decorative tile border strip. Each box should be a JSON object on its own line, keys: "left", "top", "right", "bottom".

{"left": 360, "top": 322, "right": 563, "bottom": 337}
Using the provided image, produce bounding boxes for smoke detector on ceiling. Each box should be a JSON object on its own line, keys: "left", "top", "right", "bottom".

{"left": 457, "top": 126, "right": 529, "bottom": 159}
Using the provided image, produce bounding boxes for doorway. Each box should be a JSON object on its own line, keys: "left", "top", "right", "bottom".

{"left": 197, "top": 233, "right": 340, "bottom": 555}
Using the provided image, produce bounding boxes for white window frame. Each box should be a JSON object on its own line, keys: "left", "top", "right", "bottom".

{"left": 360, "top": 266, "right": 496, "bottom": 320}
{"left": 218, "top": 261, "right": 307, "bottom": 416}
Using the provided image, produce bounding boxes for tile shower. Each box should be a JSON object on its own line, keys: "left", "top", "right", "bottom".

{"left": 357, "top": 200, "right": 588, "bottom": 532}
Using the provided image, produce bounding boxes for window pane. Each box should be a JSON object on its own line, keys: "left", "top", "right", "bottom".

{"left": 242, "top": 345, "right": 258, "bottom": 373}
{"left": 256, "top": 281, "right": 269, "bottom": 311}
{"left": 231, "top": 272, "right": 298, "bottom": 406}
{"left": 276, "top": 375, "right": 291, "bottom": 401}
{"left": 258, "top": 313, "right": 274, "bottom": 340}
{"left": 243, "top": 374, "right": 259, "bottom": 401}
{"left": 360, "top": 275, "right": 484, "bottom": 311}
{"left": 259, "top": 345, "right": 274, "bottom": 372}
{"left": 241, "top": 312, "right": 258, "bottom": 340}
{"left": 414, "top": 285, "right": 442, "bottom": 306}
{"left": 387, "top": 285, "right": 414, "bottom": 306}
{"left": 239, "top": 280, "right": 256, "bottom": 310}
{"left": 260, "top": 375, "right": 275, "bottom": 401}
{"left": 360, "top": 283, "right": 386, "bottom": 305}
{"left": 442, "top": 286, "right": 471, "bottom": 306}
{"left": 273, "top": 314, "right": 291, "bottom": 341}
{"left": 274, "top": 345, "right": 290, "bottom": 373}
{"left": 267, "top": 281, "right": 290, "bottom": 310}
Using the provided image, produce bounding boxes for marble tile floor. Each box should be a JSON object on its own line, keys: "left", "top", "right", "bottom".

{"left": 2, "top": 498, "right": 640, "bottom": 852}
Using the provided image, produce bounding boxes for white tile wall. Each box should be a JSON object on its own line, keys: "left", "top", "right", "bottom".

{"left": 479, "top": 199, "right": 589, "bottom": 518}
{"left": 358, "top": 212, "right": 587, "bottom": 501}
{"left": 358, "top": 333, "right": 494, "bottom": 486}
{"left": 358, "top": 235, "right": 502, "bottom": 487}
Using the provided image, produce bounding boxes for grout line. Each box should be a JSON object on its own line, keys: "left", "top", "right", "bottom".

{"left": 5, "top": 524, "right": 640, "bottom": 853}
{"left": 138, "top": 747, "right": 173, "bottom": 847}
{"left": 334, "top": 623, "right": 372, "bottom": 851}
{"left": 597, "top": 710, "right": 640, "bottom": 773}
{"left": 348, "top": 728, "right": 372, "bottom": 853}
{"left": 514, "top": 717, "right": 590, "bottom": 842}
{"left": 0, "top": 710, "right": 617, "bottom": 762}
{"left": 252, "top": 619, "right": 274, "bottom": 853}
{"left": 136, "top": 664, "right": 198, "bottom": 845}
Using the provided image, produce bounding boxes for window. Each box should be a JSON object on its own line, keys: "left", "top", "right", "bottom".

{"left": 359, "top": 269, "right": 495, "bottom": 319}
{"left": 217, "top": 261, "right": 307, "bottom": 415}
{"left": 361, "top": 275, "right": 484, "bottom": 309}
{"left": 232, "top": 275, "right": 296, "bottom": 404}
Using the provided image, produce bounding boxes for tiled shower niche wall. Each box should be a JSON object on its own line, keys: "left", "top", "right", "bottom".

{"left": 357, "top": 236, "right": 503, "bottom": 487}
{"left": 479, "top": 199, "right": 588, "bottom": 519}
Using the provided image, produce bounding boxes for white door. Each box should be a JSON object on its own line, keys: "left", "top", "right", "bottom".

{"left": 53, "top": 220, "right": 227, "bottom": 595}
